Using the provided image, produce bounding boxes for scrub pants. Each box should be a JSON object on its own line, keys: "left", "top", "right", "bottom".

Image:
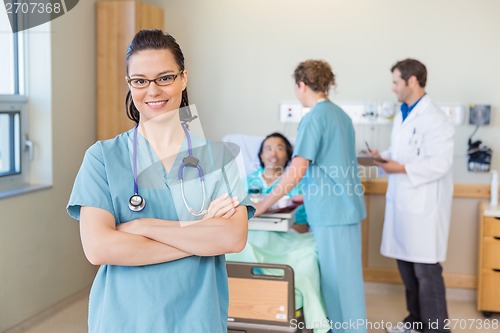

{"left": 312, "top": 223, "right": 366, "bottom": 333}
{"left": 397, "top": 260, "right": 451, "bottom": 333}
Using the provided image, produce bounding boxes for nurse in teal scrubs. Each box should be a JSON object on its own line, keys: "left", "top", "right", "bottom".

{"left": 67, "top": 29, "right": 254, "bottom": 333}
{"left": 254, "top": 60, "right": 367, "bottom": 333}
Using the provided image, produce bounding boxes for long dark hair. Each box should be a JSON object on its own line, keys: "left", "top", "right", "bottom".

{"left": 258, "top": 132, "right": 294, "bottom": 168}
{"left": 125, "top": 29, "right": 194, "bottom": 124}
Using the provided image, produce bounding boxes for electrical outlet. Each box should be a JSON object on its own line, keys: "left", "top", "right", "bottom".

{"left": 439, "top": 104, "right": 465, "bottom": 125}
{"left": 279, "top": 103, "right": 303, "bottom": 123}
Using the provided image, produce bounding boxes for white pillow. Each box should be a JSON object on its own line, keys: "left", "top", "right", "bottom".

{"left": 222, "top": 134, "right": 263, "bottom": 175}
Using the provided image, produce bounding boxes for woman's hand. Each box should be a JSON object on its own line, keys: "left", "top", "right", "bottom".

{"left": 117, "top": 193, "right": 239, "bottom": 235}
{"left": 291, "top": 194, "right": 304, "bottom": 204}
{"left": 203, "top": 193, "right": 239, "bottom": 220}
{"left": 253, "top": 201, "right": 267, "bottom": 217}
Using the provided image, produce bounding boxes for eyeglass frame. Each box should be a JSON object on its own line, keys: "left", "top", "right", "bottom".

{"left": 126, "top": 70, "right": 184, "bottom": 89}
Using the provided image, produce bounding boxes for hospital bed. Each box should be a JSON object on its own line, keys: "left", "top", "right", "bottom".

{"left": 227, "top": 262, "right": 308, "bottom": 333}
{"left": 223, "top": 134, "right": 329, "bottom": 333}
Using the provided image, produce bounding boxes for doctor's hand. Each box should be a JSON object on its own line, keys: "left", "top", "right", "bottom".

{"left": 365, "top": 149, "right": 381, "bottom": 158}
{"left": 374, "top": 159, "right": 406, "bottom": 174}
{"left": 203, "top": 193, "right": 239, "bottom": 220}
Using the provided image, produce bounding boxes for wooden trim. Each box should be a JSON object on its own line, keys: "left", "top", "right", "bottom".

{"left": 362, "top": 179, "right": 497, "bottom": 199}
{"left": 453, "top": 183, "right": 491, "bottom": 199}
{"left": 96, "top": 0, "right": 165, "bottom": 140}
{"left": 361, "top": 196, "right": 369, "bottom": 268}
{"left": 443, "top": 272, "right": 477, "bottom": 289}
{"left": 362, "top": 179, "right": 387, "bottom": 195}
{"left": 363, "top": 268, "right": 402, "bottom": 284}
{"left": 363, "top": 268, "right": 477, "bottom": 289}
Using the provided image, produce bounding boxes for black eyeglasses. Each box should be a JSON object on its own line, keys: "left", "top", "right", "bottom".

{"left": 127, "top": 70, "right": 184, "bottom": 89}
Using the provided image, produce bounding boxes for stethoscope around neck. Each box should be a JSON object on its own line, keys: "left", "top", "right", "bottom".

{"left": 128, "top": 123, "right": 207, "bottom": 216}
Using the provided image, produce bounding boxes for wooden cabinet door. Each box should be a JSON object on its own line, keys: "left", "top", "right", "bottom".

{"left": 96, "top": 0, "right": 164, "bottom": 140}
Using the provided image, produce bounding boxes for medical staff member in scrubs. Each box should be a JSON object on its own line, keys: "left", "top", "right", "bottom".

{"left": 254, "top": 60, "right": 367, "bottom": 333}
{"left": 370, "top": 59, "right": 454, "bottom": 333}
{"left": 67, "top": 29, "right": 254, "bottom": 333}
{"left": 247, "top": 132, "right": 308, "bottom": 233}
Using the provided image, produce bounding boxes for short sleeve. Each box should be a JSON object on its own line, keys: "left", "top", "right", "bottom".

{"left": 67, "top": 143, "right": 114, "bottom": 221}
{"left": 293, "top": 113, "right": 322, "bottom": 163}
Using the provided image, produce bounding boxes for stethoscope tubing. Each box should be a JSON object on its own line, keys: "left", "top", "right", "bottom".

{"left": 129, "top": 123, "right": 207, "bottom": 216}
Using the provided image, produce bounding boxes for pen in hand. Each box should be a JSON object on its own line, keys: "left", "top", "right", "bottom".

{"left": 365, "top": 141, "right": 382, "bottom": 159}
{"left": 365, "top": 141, "right": 372, "bottom": 153}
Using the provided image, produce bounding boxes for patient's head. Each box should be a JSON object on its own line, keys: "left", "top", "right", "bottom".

{"left": 258, "top": 133, "right": 293, "bottom": 172}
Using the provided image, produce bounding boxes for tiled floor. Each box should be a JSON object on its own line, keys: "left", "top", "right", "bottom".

{"left": 6, "top": 283, "right": 500, "bottom": 333}
{"left": 365, "top": 283, "right": 500, "bottom": 333}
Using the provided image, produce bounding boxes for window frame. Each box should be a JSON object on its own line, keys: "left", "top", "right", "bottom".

{"left": 0, "top": 13, "right": 30, "bottom": 194}
{"left": 0, "top": 99, "right": 29, "bottom": 191}
{"left": 0, "top": 108, "right": 21, "bottom": 177}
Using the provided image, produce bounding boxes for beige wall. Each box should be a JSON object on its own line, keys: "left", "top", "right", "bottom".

{"left": 2, "top": 0, "right": 499, "bottom": 330}
{"left": 0, "top": 1, "right": 98, "bottom": 331}
{"left": 158, "top": 0, "right": 499, "bottom": 278}
{"left": 161, "top": 0, "right": 500, "bottom": 184}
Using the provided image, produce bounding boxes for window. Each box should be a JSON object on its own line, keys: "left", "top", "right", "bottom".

{"left": 1, "top": 1, "right": 23, "bottom": 95}
{"left": 0, "top": 110, "right": 21, "bottom": 177}
{"left": 0, "top": 8, "right": 30, "bottom": 194}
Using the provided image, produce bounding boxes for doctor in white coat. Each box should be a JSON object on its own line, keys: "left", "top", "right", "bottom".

{"left": 371, "top": 59, "right": 454, "bottom": 333}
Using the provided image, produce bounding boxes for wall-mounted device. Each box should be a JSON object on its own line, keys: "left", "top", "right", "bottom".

{"left": 337, "top": 101, "right": 396, "bottom": 124}
{"left": 469, "top": 104, "right": 491, "bottom": 125}
{"left": 439, "top": 104, "right": 466, "bottom": 125}
{"left": 279, "top": 103, "right": 310, "bottom": 123}
{"left": 467, "top": 104, "right": 492, "bottom": 172}
{"left": 468, "top": 140, "right": 492, "bottom": 172}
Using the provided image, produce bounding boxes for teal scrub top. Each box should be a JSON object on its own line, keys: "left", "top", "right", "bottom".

{"left": 246, "top": 167, "right": 307, "bottom": 224}
{"left": 293, "top": 100, "right": 366, "bottom": 226}
{"left": 67, "top": 129, "right": 255, "bottom": 333}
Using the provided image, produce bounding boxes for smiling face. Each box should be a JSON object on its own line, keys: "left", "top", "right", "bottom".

{"left": 259, "top": 136, "right": 290, "bottom": 171}
{"left": 126, "top": 49, "right": 188, "bottom": 122}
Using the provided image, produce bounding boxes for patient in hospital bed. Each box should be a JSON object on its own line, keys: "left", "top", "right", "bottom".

{"left": 246, "top": 132, "right": 308, "bottom": 233}
{"left": 225, "top": 132, "right": 328, "bottom": 333}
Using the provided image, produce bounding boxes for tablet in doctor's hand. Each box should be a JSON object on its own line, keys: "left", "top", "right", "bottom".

{"left": 357, "top": 156, "right": 388, "bottom": 166}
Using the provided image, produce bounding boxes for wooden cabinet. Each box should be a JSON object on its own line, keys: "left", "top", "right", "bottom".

{"left": 477, "top": 202, "right": 500, "bottom": 316}
{"left": 96, "top": 0, "right": 164, "bottom": 140}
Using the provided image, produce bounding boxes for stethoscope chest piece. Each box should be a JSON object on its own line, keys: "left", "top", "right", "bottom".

{"left": 129, "top": 123, "right": 206, "bottom": 216}
{"left": 129, "top": 194, "right": 146, "bottom": 212}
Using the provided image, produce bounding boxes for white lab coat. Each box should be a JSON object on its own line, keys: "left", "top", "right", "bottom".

{"left": 380, "top": 95, "right": 454, "bottom": 263}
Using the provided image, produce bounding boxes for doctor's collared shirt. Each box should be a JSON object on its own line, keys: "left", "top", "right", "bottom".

{"left": 401, "top": 93, "right": 426, "bottom": 122}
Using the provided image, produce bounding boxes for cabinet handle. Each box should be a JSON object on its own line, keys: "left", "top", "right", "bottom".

{"left": 493, "top": 269, "right": 500, "bottom": 273}
{"left": 495, "top": 237, "right": 500, "bottom": 240}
